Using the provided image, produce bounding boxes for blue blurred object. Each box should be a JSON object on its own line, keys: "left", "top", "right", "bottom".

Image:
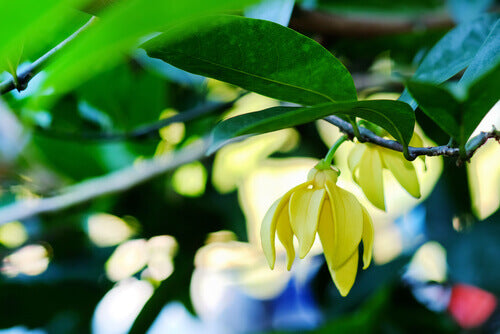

{"left": 245, "top": 0, "right": 295, "bottom": 27}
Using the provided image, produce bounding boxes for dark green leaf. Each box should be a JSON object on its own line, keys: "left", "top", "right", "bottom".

{"left": 462, "top": 61, "right": 500, "bottom": 141}
{"left": 407, "top": 61, "right": 500, "bottom": 144}
{"left": 400, "top": 14, "right": 498, "bottom": 108}
{"left": 406, "top": 81, "right": 461, "bottom": 139}
{"left": 208, "top": 100, "right": 415, "bottom": 154}
{"left": 143, "top": 15, "right": 357, "bottom": 105}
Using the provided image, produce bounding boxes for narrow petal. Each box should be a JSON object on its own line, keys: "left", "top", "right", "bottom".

{"left": 381, "top": 149, "right": 421, "bottom": 198}
{"left": 348, "top": 144, "right": 366, "bottom": 171}
{"left": 276, "top": 207, "right": 295, "bottom": 270}
{"left": 361, "top": 206, "right": 374, "bottom": 269}
{"left": 331, "top": 250, "right": 359, "bottom": 297}
{"left": 325, "top": 184, "right": 363, "bottom": 268}
{"left": 260, "top": 199, "right": 280, "bottom": 269}
{"left": 289, "top": 188, "right": 325, "bottom": 258}
{"left": 358, "top": 148, "right": 385, "bottom": 210}
{"left": 260, "top": 181, "right": 313, "bottom": 269}
{"left": 318, "top": 198, "right": 335, "bottom": 268}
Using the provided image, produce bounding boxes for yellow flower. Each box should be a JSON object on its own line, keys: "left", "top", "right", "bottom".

{"left": 260, "top": 166, "right": 374, "bottom": 297}
{"left": 348, "top": 140, "right": 421, "bottom": 211}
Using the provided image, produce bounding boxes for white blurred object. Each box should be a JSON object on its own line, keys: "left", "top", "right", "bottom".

{"left": 0, "top": 100, "right": 27, "bottom": 163}
{"left": 92, "top": 278, "right": 154, "bottom": 334}
{"left": 404, "top": 241, "right": 448, "bottom": 284}
{"left": 2, "top": 244, "right": 50, "bottom": 277}
{"left": 86, "top": 213, "right": 136, "bottom": 247}
{"left": 105, "top": 239, "right": 148, "bottom": 282}
{"left": 147, "top": 302, "right": 222, "bottom": 334}
{"left": 467, "top": 101, "right": 500, "bottom": 219}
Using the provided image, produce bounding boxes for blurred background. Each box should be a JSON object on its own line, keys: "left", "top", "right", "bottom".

{"left": 0, "top": 0, "right": 499, "bottom": 333}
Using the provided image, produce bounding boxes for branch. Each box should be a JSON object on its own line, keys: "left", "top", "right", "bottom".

{"left": 324, "top": 115, "right": 500, "bottom": 160}
{"left": 0, "top": 17, "right": 97, "bottom": 95}
{"left": 35, "top": 94, "right": 245, "bottom": 141}
{"left": 289, "top": 7, "right": 454, "bottom": 38}
{"left": 0, "top": 140, "right": 207, "bottom": 225}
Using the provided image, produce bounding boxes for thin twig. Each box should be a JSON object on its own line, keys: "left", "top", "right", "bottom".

{"left": 35, "top": 94, "right": 245, "bottom": 141}
{"left": 324, "top": 115, "right": 499, "bottom": 160}
{"left": 0, "top": 140, "right": 207, "bottom": 225}
{"left": 0, "top": 17, "right": 97, "bottom": 95}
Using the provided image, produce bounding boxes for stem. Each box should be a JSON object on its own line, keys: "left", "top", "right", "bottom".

{"left": 317, "top": 134, "right": 349, "bottom": 169}
{"left": 0, "top": 17, "right": 97, "bottom": 95}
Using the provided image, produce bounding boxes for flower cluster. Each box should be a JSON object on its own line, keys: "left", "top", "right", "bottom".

{"left": 261, "top": 165, "right": 374, "bottom": 296}
{"left": 348, "top": 142, "right": 421, "bottom": 211}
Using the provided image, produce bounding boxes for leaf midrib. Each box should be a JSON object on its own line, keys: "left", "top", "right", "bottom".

{"left": 152, "top": 50, "right": 340, "bottom": 104}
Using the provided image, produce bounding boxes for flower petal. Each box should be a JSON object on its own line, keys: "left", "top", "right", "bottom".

{"left": 276, "top": 207, "right": 295, "bottom": 270}
{"left": 381, "top": 149, "right": 421, "bottom": 198}
{"left": 348, "top": 144, "right": 366, "bottom": 171}
{"left": 331, "top": 250, "right": 359, "bottom": 297}
{"left": 260, "top": 199, "right": 280, "bottom": 269}
{"left": 358, "top": 147, "right": 385, "bottom": 210}
{"left": 361, "top": 205, "right": 374, "bottom": 269}
{"left": 260, "top": 181, "right": 312, "bottom": 269}
{"left": 324, "top": 184, "right": 363, "bottom": 268}
{"left": 289, "top": 188, "right": 325, "bottom": 258}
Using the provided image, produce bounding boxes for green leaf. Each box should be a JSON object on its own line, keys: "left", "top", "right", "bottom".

{"left": 406, "top": 81, "right": 461, "bottom": 139}
{"left": 407, "top": 61, "right": 500, "bottom": 145}
{"left": 208, "top": 100, "right": 415, "bottom": 154}
{"left": 459, "top": 19, "right": 500, "bottom": 87}
{"left": 462, "top": 61, "right": 500, "bottom": 142}
{"left": 39, "top": 0, "right": 255, "bottom": 99}
{"left": 399, "top": 14, "right": 498, "bottom": 108}
{"left": 143, "top": 15, "right": 357, "bottom": 105}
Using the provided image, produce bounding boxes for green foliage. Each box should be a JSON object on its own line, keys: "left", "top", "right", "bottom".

{"left": 208, "top": 100, "right": 415, "bottom": 154}
{"left": 144, "top": 15, "right": 357, "bottom": 105}
{"left": 407, "top": 61, "right": 500, "bottom": 147}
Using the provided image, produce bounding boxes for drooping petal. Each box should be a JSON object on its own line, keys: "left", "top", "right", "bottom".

{"left": 348, "top": 144, "right": 366, "bottom": 171}
{"left": 318, "top": 197, "right": 335, "bottom": 267}
{"left": 260, "top": 199, "right": 280, "bottom": 269}
{"left": 331, "top": 250, "right": 359, "bottom": 297}
{"left": 289, "top": 188, "right": 325, "bottom": 258}
{"left": 260, "top": 181, "right": 312, "bottom": 269}
{"left": 276, "top": 206, "right": 295, "bottom": 270}
{"left": 381, "top": 149, "right": 421, "bottom": 198}
{"left": 360, "top": 205, "right": 374, "bottom": 269}
{"left": 324, "top": 184, "right": 363, "bottom": 268}
{"left": 358, "top": 147, "right": 385, "bottom": 210}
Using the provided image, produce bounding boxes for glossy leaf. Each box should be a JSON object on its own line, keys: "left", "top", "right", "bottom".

{"left": 407, "top": 61, "right": 500, "bottom": 144}
{"left": 406, "top": 81, "right": 461, "bottom": 139}
{"left": 459, "top": 19, "right": 500, "bottom": 87}
{"left": 208, "top": 100, "right": 415, "bottom": 154}
{"left": 400, "top": 14, "right": 498, "bottom": 108}
{"left": 143, "top": 15, "right": 357, "bottom": 106}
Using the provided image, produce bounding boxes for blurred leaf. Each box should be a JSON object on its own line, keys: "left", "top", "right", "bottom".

{"left": 208, "top": 100, "right": 415, "bottom": 154}
{"left": 400, "top": 14, "right": 498, "bottom": 108}
{"left": 447, "top": 0, "right": 494, "bottom": 23}
{"left": 39, "top": 0, "right": 255, "bottom": 99}
{"left": 407, "top": 61, "right": 500, "bottom": 144}
{"left": 143, "top": 15, "right": 357, "bottom": 106}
